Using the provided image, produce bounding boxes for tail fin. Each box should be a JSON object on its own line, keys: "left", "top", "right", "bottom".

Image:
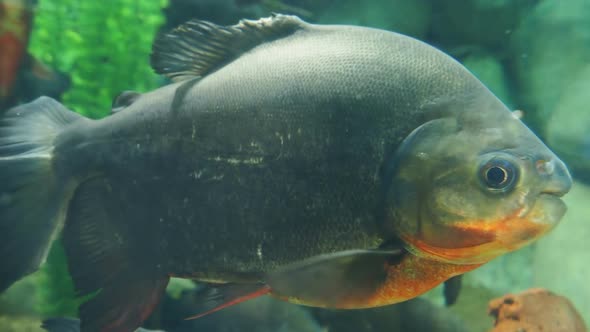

{"left": 0, "top": 97, "right": 83, "bottom": 292}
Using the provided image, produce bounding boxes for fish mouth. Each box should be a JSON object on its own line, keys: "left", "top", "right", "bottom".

{"left": 401, "top": 192, "right": 569, "bottom": 265}
{"left": 527, "top": 192, "right": 567, "bottom": 227}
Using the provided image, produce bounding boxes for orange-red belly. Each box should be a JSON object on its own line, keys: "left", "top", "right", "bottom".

{"left": 271, "top": 254, "right": 481, "bottom": 309}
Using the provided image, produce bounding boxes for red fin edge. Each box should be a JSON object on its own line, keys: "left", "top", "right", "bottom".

{"left": 184, "top": 285, "right": 271, "bottom": 320}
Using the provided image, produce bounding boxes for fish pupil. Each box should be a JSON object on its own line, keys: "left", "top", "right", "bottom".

{"left": 478, "top": 157, "right": 519, "bottom": 193}
{"left": 479, "top": 158, "right": 518, "bottom": 193}
{"left": 486, "top": 166, "right": 507, "bottom": 187}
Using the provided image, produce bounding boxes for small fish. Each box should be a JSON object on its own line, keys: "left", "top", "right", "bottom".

{"left": 0, "top": 14, "right": 571, "bottom": 332}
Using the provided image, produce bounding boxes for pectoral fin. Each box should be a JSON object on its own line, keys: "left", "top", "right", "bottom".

{"left": 266, "top": 249, "right": 405, "bottom": 307}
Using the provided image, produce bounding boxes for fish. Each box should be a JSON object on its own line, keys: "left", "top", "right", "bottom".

{"left": 0, "top": 14, "right": 572, "bottom": 332}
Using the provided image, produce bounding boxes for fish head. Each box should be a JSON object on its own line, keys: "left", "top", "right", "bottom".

{"left": 385, "top": 93, "right": 572, "bottom": 265}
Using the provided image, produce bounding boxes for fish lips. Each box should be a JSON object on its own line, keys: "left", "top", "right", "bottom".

{"left": 527, "top": 192, "right": 568, "bottom": 228}
{"left": 401, "top": 191, "right": 569, "bottom": 265}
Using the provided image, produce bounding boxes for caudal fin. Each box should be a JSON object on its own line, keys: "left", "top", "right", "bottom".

{"left": 0, "top": 97, "right": 83, "bottom": 292}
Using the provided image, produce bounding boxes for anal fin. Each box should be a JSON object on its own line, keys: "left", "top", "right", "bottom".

{"left": 63, "top": 178, "right": 169, "bottom": 332}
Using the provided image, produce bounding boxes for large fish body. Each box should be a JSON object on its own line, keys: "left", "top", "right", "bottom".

{"left": 0, "top": 15, "right": 571, "bottom": 331}
{"left": 60, "top": 16, "right": 481, "bottom": 273}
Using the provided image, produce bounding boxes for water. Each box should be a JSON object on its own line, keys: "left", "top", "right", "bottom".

{"left": 0, "top": 0, "right": 588, "bottom": 331}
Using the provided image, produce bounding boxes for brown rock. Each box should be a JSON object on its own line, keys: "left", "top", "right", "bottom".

{"left": 488, "top": 288, "right": 587, "bottom": 332}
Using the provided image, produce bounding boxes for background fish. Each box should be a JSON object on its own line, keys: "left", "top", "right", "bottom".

{"left": 0, "top": 14, "right": 571, "bottom": 331}
{"left": 0, "top": 0, "right": 70, "bottom": 112}
{"left": 0, "top": 0, "right": 34, "bottom": 105}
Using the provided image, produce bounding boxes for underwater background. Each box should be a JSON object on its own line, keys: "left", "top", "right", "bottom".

{"left": 0, "top": 0, "right": 588, "bottom": 331}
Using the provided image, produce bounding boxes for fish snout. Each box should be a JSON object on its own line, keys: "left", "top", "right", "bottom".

{"left": 536, "top": 158, "right": 572, "bottom": 197}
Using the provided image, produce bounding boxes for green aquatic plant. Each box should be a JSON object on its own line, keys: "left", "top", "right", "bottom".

{"left": 28, "top": 0, "right": 168, "bottom": 118}
{"left": 32, "top": 242, "right": 80, "bottom": 317}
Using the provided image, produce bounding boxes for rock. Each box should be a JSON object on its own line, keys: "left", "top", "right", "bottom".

{"left": 488, "top": 288, "right": 587, "bottom": 332}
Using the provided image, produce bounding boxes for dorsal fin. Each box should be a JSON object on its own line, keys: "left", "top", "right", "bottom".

{"left": 150, "top": 14, "right": 306, "bottom": 82}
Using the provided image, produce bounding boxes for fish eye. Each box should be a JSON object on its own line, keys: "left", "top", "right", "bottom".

{"left": 479, "top": 158, "right": 518, "bottom": 192}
